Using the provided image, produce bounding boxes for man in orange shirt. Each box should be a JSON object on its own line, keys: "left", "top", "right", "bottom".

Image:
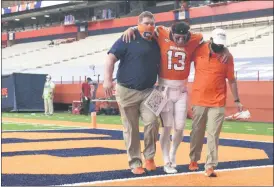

{"left": 189, "top": 28, "right": 243, "bottom": 177}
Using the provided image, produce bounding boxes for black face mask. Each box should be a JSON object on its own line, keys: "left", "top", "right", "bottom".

{"left": 211, "top": 43, "right": 224, "bottom": 53}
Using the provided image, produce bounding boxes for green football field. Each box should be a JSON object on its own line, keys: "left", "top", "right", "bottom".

{"left": 2, "top": 112, "right": 273, "bottom": 136}
{"left": 2, "top": 122, "right": 83, "bottom": 131}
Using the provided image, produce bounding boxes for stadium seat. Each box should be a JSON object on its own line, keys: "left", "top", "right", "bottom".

{"left": 232, "top": 19, "right": 243, "bottom": 27}
{"left": 255, "top": 16, "right": 269, "bottom": 26}
{"left": 200, "top": 23, "right": 212, "bottom": 30}
{"left": 243, "top": 18, "right": 256, "bottom": 26}
{"left": 268, "top": 16, "right": 274, "bottom": 25}
{"left": 212, "top": 22, "right": 222, "bottom": 29}
{"left": 221, "top": 21, "right": 233, "bottom": 28}
{"left": 190, "top": 24, "right": 201, "bottom": 30}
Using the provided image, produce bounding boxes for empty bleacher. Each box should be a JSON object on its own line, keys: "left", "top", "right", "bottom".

{"left": 2, "top": 32, "right": 123, "bottom": 76}
{"left": 2, "top": 16, "right": 273, "bottom": 82}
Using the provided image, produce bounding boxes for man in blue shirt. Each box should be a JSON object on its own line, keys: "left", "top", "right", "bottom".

{"left": 103, "top": 11, "right": 160, "bottom": 175}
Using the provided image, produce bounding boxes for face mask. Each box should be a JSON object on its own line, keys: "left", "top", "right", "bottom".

{"left": 173, "top": 32, "right": 189, "bottom": 46}
{"left": 137, "top": 24, "right": 155, "bottom": 40}
{"left": 211, "top": 42, "right": 224, "bottom": 53}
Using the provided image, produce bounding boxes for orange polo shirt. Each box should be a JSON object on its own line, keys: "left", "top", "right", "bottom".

{"left": 191, "top": 42, "right": 235, "bottom": 107}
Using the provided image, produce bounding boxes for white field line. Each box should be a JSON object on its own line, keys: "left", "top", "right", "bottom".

{"left": 56, "top": 165, "right": 273, "bottom": 186}
{"left": 2, "top": 127, "right": 90, "bottom": 132}
{"left": 2, "top": 121, "right": 88, "bottom": 132}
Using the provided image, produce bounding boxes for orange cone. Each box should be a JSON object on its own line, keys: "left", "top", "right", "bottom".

{"left": 91, "top": 112, "right": 97, "bottom": 128}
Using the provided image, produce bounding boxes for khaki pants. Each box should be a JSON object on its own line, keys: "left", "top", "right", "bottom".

{"left": 116, "top": 84, "right": 159, "bottom": 169}
{"left": 189, "top": 105, "right": 225, "bottom": 170}
{"left": 44, "top": 97, "right": 54, "bottom": 115}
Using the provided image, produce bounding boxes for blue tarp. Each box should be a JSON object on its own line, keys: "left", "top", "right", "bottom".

{"left": 1, "top": 73, "right": 47, "bottom": 112}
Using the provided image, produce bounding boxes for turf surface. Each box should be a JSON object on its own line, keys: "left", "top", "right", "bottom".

{"left": 2, "top": 122, "right": 83, "bottom": 131}
{"left": 2, "top": 112, "right": 273, "bottom": 136}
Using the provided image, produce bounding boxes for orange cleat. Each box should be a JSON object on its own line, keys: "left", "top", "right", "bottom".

{"left": 131, "top": 167, "right": 145, "bottom": 175}
{"left": 145, "top": 159, "right": 157, "bottom": 171}
{"left": 205, "top": 167, "right": 217, "bottom": 177}
{"left": 189, "top": 161, "right": 199, "bottom": 171}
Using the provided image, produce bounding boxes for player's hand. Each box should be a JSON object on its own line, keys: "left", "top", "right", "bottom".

{"left": 103, "top": 80, "right": 113, "bottom": 98}
{"left": 218, "top": 48, "right": 230, "bottom": 64}
{"left": 122, "top": 28, "right": 136, "bottom": 43}
{"left": 235, "top": 102, "right": 243, "bottom": 112}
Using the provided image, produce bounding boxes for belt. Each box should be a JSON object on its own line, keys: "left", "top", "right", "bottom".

{"left": 118, "top": 83, "right": 145, "bottom": 91}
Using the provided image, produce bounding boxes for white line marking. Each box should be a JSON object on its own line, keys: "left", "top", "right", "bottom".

{"left": 2, "top": 121, "right": 83, "bottom": 128}
{"left": 2, "top": 121, "right": 88, "bottom": 132}
{"left": 3, "top": 121, "right": 55, "bottom": 125}
{"left": 246, "top": 129, "right": 256, "bottom": 131}
{"left": 56, "top": 165, "right": 273, "bottom": 186}
{"left": 2, "top": 127, "right": 90, "bottom": 132}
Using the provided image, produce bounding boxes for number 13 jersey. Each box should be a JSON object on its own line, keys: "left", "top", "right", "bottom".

{"left": 155, "top": 26, "right": 203, "bottom": 80}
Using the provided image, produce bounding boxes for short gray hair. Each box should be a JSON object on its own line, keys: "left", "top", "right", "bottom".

{"left": 138, "top": 11, "right": 154, "bottom": 23}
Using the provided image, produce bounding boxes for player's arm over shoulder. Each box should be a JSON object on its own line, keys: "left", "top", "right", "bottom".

{"left": 193, "top": 32, "right": 204, "bottom": 45}
{"left": 190, "top": 38, "right": 205, "bottom": 62}
{"left": 189, "top": 32, "right": 204, "bottom": 45}
{"left": 154, "top": 25, "right": 170, "bottom": 38}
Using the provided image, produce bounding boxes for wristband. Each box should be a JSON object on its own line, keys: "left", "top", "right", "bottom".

{"left": 234, "top": 99, "right": 240, "bottom": 103}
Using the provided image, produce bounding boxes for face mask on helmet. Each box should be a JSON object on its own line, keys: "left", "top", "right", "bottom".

{"left": 137, "top": 24, "right": 155, "bottom": 40}
{"left": 210, "top": 42, "right": 225, "bottom": 53}
{"left": 171, "top": 22, "right": 190, "bottom": 46}
{"left": 172, "top": 32, "right": 190, "bottom": 46}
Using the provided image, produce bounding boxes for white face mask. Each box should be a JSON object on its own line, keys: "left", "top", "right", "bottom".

{"left": 46, "top": 78, "right": 50, "bottom": 82}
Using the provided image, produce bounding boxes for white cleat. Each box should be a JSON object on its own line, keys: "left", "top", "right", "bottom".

{"left": 170, "top": 156, "right": 177, "bottom": 168}
{"left": 164, "top": 163, "right": 178, "bottom": 174}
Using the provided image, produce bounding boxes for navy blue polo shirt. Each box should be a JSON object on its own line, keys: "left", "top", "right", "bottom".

{"left": 108, "top": 30, "right": 160, "bottom": 91}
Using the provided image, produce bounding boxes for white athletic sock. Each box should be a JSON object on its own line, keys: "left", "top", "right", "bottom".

{"left": 170, "top": 129, "right": 184, "bottom": 167}
{"left": 160, "top": 126, "right": 172, "bottom": 165}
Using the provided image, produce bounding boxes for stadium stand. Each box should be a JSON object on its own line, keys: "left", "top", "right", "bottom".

{"left": 2, "top": 32, "right": 122, "bottom": 77}
{"left": 2, "top": 1, "right": 34, "bottom": 8}
{"left": 2, "top": 16, "right": 273, "bottom": 82}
